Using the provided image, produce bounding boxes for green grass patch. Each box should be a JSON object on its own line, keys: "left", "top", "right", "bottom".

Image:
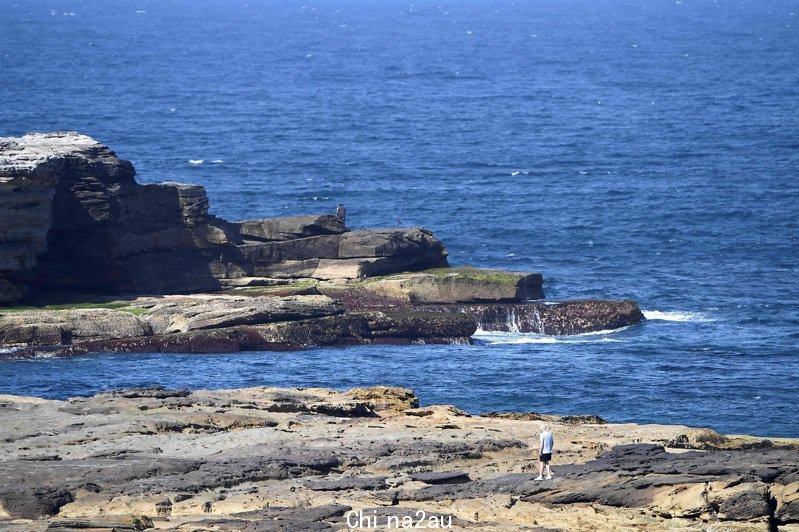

{"left": 352, "top": 267, "right": 523, "bottom": 286}
{"left": 0, "top": 301, "right": 149, "bottom": 315}
{"left": 223, "top": 280, "right": 320, "bottom": 297}
{"left": 418, "top": 267, "right": 523, "bottom": 285}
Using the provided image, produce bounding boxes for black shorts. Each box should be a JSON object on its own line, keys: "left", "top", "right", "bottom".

{"left": 539, "top": 453, "right": 552, "bottom": 462}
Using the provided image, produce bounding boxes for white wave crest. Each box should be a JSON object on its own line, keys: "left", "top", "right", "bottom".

{"left": 472, "top": 330, "right": 626, "bottom": 345}
{"left": 571, "top": 324, "right": 637, "bottom": 336}
{"left": 188, "top": 159, "right": 204, "bottom": 165}
{"left": 489, "top": 336, "right": 559, "bottom": 344}
{"left": 643, "top": 310, "right": 713, "bottom": 322}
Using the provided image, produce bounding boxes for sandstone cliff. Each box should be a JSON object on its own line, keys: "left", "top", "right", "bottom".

{"left": 0, "top": 132, "right": 448, "bottom": 303}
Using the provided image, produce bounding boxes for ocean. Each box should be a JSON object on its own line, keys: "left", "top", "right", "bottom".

{"left": 1, "top": 0, "right": 797, "bottom": 437}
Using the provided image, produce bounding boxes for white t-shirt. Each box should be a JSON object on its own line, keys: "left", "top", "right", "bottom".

{"left": 540, "top": 431, "right": 554, "bottom": 454}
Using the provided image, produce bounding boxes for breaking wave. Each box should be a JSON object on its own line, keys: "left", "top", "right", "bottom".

{"left": 643, "top": 310, "right": 714, "bottom": 322}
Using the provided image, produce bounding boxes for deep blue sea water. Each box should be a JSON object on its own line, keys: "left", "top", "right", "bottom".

{"left": 1, "top": 0, "right": 798, "bottom": 437}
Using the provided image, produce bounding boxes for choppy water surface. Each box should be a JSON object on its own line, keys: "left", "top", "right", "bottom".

{"left": 1, "top": 0, "right": 798, "bottom": 437}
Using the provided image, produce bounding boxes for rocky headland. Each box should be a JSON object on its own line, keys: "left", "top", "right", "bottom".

{"left": 0, "top": 132, "right": 644, "bottom": 356}
{"left": 0, "top": 386, "right": 797, "bottom": 531}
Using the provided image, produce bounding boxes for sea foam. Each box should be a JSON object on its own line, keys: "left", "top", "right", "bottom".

{"left": 643, "top": 310, "right": 713, "bottom": 322}
{"left": 472, "top": 330, "right": 626, "bottom": 345}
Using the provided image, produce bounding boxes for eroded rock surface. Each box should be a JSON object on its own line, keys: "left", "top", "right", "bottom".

{"left": 0, "top": 386, "right": 796, "bottom": 531}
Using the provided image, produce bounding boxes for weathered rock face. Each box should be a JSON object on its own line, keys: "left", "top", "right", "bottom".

{"left": 423, "top": 299, "right": 645, "bottom": 335}
{"left": 0, "top": 134, "right": 93, "bottom": 302}
{"left": 0, "top": 133, "right": 449, "bottom": 302}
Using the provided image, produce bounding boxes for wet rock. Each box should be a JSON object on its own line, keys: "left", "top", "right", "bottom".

{"left": 362, "top": 310, "right": 477, "bottom": 339}
{"left": 423, "top": 299, "right": 645, "bottom": 335}
{"left": 51, "top": 326, "right": 272, "bottom": 356}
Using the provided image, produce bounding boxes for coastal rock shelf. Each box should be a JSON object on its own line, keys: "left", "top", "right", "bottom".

{"left": 0, "top": 386, "right": 796, "bottom": 530}
{"left": 0, "top": 132, "right": 646, "bottom": 354}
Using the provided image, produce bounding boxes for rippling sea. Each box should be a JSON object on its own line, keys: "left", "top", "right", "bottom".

{"left": 1, "top": 0, "right": 798, "bottom": 437}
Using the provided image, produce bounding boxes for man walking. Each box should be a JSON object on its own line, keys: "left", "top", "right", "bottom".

{"left": 536, "top": 424, "right": 554, "bottom": 480}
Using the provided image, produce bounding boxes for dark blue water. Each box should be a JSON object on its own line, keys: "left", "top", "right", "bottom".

{"left": 1, "top": 0, "right": 798, "bottom": 437}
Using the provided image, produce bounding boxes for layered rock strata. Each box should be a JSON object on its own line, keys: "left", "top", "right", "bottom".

{"left": 0, "top": 386, "right": 796, "bottom": 531}
{"left": 0, "top": 132, "right": 448, "bottom": 302}
{"left": 0, "top": 294, "right": 476, "bottom": 357}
